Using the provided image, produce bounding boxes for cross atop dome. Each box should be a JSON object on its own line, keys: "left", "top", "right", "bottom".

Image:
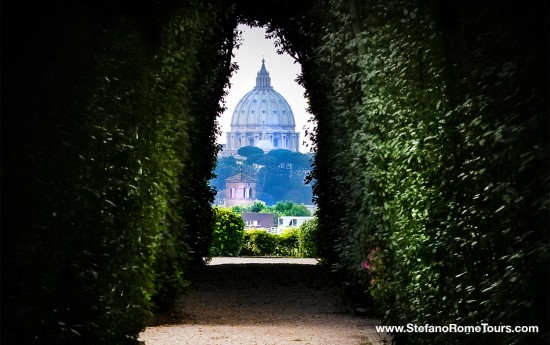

{"left": 255, "top": 59, "right": 272, "bottom": 88}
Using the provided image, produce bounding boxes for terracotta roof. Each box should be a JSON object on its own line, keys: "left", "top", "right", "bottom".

{"left": 225, "top": 173, "right": 256, "bottom": 183}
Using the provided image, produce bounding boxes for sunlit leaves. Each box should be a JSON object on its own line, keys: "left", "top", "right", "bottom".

{"left": 303, "top": 0, "right": 548, "bottom": 344}
{"left": 209, "top": 207, "right": 245, "bottom": 257}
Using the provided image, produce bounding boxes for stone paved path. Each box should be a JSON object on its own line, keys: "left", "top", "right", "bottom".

{"left": 140, "top": 257, "right": 391, "bottom": 345}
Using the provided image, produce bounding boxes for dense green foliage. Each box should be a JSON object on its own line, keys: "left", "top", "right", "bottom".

{"left": 241, "top": 230, "right": 279, "bottom": 256}
{"left": 271, "top": 200, "right": 311, "bottom": 217}
{"left": 211, "top": 149, "right": 314, "bottom": 204}
{"left": 276, "top": 228, "right": 301, "bottom": 257}
{"left": 232, "top": 200, "right": 311, "bottom": 217}
{"left": 240, "top": 219, "right": 318, "bottom": 257}
{"left": 237, "top": 145, "right": 264, "bottom": 157}
{"left": 297, "top": 218, "right": 319, "bottom": 258}
{"left": 209, "top": 208, "right": 246, "bottom": 257}
{"left": 250, "top": 200, "right": 268, "bottom": 213}
{"left": 276, "top": 1, "right": 548, "bottom": 344}
{"left": 3, "top": 1, "right": 236, "bottom": 343}
{"left": 211, "top": 156, "right": 239, "bottom": 192}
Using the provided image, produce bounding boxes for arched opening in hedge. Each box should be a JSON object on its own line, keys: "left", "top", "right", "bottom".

{"left": 2, "top": 1, "right": 547, "bottom": 344}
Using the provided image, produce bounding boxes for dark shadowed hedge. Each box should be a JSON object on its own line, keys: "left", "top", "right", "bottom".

{"left": 2, "top": 0, "right": 236, "bottom": 344}
{"left": 288, "top": 1, "right": 548, "bottom": 344}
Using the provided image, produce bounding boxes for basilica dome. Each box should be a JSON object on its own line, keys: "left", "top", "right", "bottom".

{"left": 230, "top": 60, "right": 296, "bottom": 129}
{"left": 224, "top": 59, "right": 300, "bottom": 154}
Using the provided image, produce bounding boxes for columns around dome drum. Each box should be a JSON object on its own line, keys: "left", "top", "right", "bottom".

{"left": 223, "top": 131, "right": 300, "bottom": 154}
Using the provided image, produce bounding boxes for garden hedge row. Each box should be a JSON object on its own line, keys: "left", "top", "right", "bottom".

{"left": 239, "top": 219, "right": 318, "bottom": 258}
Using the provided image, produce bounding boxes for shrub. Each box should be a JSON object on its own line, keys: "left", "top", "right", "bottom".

{"left": 298, "top": 218, "right": 318, "bottom": 258}
{"left": 209, "top": 208, "right": 245, "bottom": 257}
{"left": 240, "top": 220, "right": 319, "bottom": 258}
{"left": 240, "top": 230, "right": 278, "bottom": 256}
{"left": 276, "top": 228, "right": 300, "bottom": 256}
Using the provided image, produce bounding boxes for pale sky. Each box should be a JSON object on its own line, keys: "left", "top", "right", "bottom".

{"left": 217, "top": 24, "right": 313, "bottom": 153}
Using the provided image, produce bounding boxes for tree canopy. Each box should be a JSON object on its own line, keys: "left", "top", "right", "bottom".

{"left": 237, "top": 145, "right": 264, "bottom": 157}
{"left": 232, "top": 200, "right": 311, "bottom": 217}
{"left": 211, "top": 149, "right": 313, "bottom": 205}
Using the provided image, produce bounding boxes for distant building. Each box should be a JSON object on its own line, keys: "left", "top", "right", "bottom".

{"left": 225, "top": 173, "right": 256, "bottom": 207}
{"left": 220, "top": 59, "right": 300, "bottom": 157}
{"left": 277, "top": 216, "right": 315, "bottom": 232}
{"left": 241, "top": 212, "right": 276, "bottom": 230}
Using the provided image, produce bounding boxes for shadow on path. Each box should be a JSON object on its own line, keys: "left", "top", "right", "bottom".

{"left": 141, "top": 258, "right": 391, "bottom": 345}
{"left": 178, "top": 263, "right": 340, "bottom": 325}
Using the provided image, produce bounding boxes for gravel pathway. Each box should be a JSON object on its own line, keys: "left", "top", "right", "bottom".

{"left": 140, "top": 257, "right": 391, "bottom": 345}
{"left": 209, "top": 257, "right": 320, "bottom": 265}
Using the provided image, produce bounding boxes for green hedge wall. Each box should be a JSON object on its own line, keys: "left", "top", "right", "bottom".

{"left": 298, "top": 1, "right": 548, "bottom": 344}
{"left": 2, "top": 1, "right": 236, "bottom": 344}
{"left": 240, "top": 219, "right": 318, "bottom": 258}
{"left": 298, "top": 218, "right": 319, "bottom": 258}
{"left": 241, "top": 230, "right": 280, "bottom": 256}
{"left": 210, "top": 208, "right": 246, "bottom": 257}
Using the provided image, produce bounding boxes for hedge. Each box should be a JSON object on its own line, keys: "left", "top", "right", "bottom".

{"left": 209, "top": 208, "right": 246, "bottom": 257}
{"left": 298, "top": 1, "right": 549, "bottom": 344}
{"left": 239, "top": 219, "right": 318, "bottom": 258}
{"left": 2, "top": 1, "right": 236, "bottom": 343}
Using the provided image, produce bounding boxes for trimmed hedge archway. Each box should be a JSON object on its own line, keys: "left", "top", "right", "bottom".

{"left": 2, "top": 1, "right": 547, "bottom": 344}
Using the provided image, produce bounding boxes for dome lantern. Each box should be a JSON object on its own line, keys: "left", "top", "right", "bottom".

{"left": 255, "top": 58, "right": 272, "bottom": 88}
